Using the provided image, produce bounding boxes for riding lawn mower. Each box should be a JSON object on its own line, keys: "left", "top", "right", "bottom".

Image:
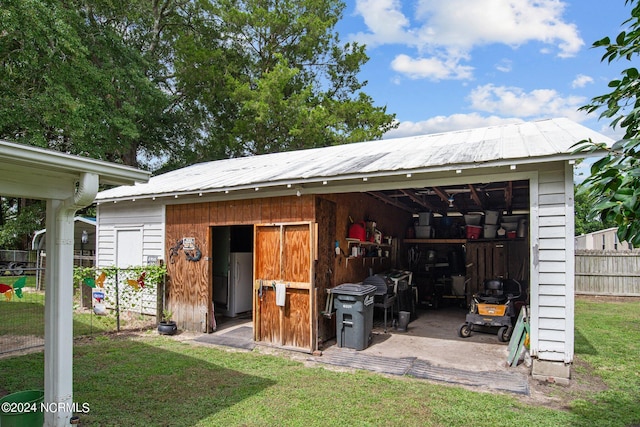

{"left": 458, "top": 278, "right": 526, "bottom": 342}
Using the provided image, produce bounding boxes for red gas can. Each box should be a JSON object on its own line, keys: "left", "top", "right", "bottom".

{"left": 348, "top": 222, "right": 367, "bottom": 241}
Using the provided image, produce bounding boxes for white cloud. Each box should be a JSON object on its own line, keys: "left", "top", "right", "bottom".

{"left": 351, "top": 0, "right": 583, "bottom": 80}
{"left": 390, "top": 54, "right": 473, "bottom": 81}
{"left": 383, "top": 113, "right": 523, "bottom": 138}
{"left": 495, "top": 59, "right": 513, "bottom": 73}
{"left": 413, "top": 0, "right": 583, "bottom": 57}
{"left": 351, "top": 0, "right": 417, "bottom": 47}
{"left": 468, "top": 83, "right": 587, "bottom": 120}
{"left": 384, "top": 82, "right": 596, "bottom": 139}
{"left": 572, "top": 74, "right": 594, "bottom": 88}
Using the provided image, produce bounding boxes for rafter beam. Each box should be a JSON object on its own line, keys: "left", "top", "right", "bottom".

{"left": 432, "top": 187, "right": 450, "bottom": 204}
{"left": 467, "top": 184, "right": 484, "bottom": 210}
{"left": 367, "top": 191, "right": 414, "bottom": 212}
{"left": 400, "top": 189, "right": 440, "bottom": 212}
{"left": 505, "top": 181, "right": 513, "bottom": 213}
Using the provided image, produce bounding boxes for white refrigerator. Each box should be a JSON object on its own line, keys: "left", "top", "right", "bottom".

{"left": 225, "top": 252, "right": 253, "bottom": 317}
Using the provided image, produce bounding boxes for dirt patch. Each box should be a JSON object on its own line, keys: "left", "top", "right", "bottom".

{"left": 0, "top": 335, "right": 44, "bottom": 359}
{"left": 576, "top": 294, "right": 640, "bottom": 303}
{"left": 522, "top": 357, "right": 609, "bottom": 410}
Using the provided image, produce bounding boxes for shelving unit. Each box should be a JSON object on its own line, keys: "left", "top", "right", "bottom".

{"left": 404, "top": 238, "right": 466, "bottom": 244}
{"left": 345, "top": 238, "right": 392, "bottom": 266}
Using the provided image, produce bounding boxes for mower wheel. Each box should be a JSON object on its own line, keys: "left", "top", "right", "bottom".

{"left": 498, "top": 326, "right": 512, "bottom": 342}
{"left": 458, "top": 323, "right": 472, "bottom": 338}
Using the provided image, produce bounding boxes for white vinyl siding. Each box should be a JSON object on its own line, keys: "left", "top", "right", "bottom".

{"left": 96, "top": 201, "right": 166, "bottom": 316}
{"left": 534, "top": 163, "right": 573, "bottom": 363}
{"left": 96, "top": 201, "right": 166, "bottom": 268}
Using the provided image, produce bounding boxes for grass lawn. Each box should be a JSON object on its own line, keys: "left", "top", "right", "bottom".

{"left": 0, "top": 296, "right": 639, "bottom": 426}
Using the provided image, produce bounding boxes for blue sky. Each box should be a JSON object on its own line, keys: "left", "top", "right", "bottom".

{"left": 335, "top": 0, "right": 631, "bottom": 142}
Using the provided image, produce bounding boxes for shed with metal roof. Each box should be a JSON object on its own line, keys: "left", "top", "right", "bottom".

{"left": 95, "top": 117, "right": 612, "bottom": 383}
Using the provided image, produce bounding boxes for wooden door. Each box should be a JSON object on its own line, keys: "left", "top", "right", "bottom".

{"left": 253, "top": 222, "right": 316, "bottom": 352}
{"left": 466, "top": 241, "right": 507, "bottom": 303}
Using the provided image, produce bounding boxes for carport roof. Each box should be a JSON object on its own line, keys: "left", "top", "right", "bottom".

{"left": 95, "top": 117, "right": 612, "bottom": 204}
{"left": 0, "top": 139, "right": 151, "bottom": 200}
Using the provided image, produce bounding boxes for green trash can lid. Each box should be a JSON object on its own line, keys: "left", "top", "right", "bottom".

{"left": 332, "top": 283, "right": 377, "bottom": 296}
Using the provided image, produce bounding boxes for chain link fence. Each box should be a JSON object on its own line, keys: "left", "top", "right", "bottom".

{"left": 0, "top": 262, "right": 165, "bottom": 356}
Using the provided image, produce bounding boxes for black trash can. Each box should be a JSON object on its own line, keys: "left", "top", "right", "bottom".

{"left": 332, "top": 283, "right": 377, "bottom": 350}
{"left": 396, "top": 280, "right": 416, "bottom": 320}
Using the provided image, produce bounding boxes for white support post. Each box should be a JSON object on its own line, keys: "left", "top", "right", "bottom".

{"left": 44, "top": 199, "right": 75, "bottom": 426}
{"left": 44, "top": 173, "right": 98, "bottom": 427}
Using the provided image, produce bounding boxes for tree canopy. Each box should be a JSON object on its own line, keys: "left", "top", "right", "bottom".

{"left": 0, "top": 0, "right": 396, "bottom": 249}
{"left": 573, "top": 0, "right": 640, "bottom": 247}
{"left": 0, "top": 0, "right": 396, "bottom": 171}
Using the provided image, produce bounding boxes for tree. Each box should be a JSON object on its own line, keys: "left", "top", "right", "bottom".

{"left": 573, "top": 0, "right": 640, "bottom": 247}
{"left": 2, "top": 0, "right": 396, "bottom": 172}
{"left": 163, "top": 0, "right": 396, "bottom": 168}
{"left": 0, "top": 198, "right": 45, "bottom": 250}
{"left": 0, "top": 0, "right": 191, "bottom": 169}
{"left": 574, "top": 188, "right": 617, "bottom": 236}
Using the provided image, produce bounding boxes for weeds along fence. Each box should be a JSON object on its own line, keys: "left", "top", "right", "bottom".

{"left": 575, "top": 249, "right": 640, "bottom": 296}
{"left": 0, "top": 264, "right": 165, "bottom": 356}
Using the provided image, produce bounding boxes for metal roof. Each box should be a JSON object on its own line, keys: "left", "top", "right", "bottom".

{"left": 96, "top": 118, "right": 612, "bottom": 202}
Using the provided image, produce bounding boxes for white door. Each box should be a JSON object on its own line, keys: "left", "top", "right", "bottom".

{"left": 116, "top": 229, "right": 143, "bottom": 268}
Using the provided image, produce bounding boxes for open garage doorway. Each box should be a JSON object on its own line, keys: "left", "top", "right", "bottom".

{"left": 357, "top": 177, "right": 532, "bottom": 357}
{"left": 211, "top": 225, "right": 254, "bottom": 321}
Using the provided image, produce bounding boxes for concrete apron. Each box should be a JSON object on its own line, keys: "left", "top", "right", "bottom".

{"left": 199, "top": 305, "right": 534, "bottom": 394}
{"left": 361, "top": 306, "right": 514, "bottom": 371}
{"left": 317, "top": 305, "right": 533, "bottom": 395}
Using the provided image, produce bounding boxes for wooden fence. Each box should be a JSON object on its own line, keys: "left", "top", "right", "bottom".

{"left": 575, "top": 249, "right": 640, "bottom": 296}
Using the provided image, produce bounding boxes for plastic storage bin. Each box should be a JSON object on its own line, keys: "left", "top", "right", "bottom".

{"left": 332, "top": 283, "right": 377, "bottom": 350}
{"left": 418, "top": 212, "right": 433, "bottom": 225}
{"left": 0, "top": 390, "right": 44, "bottom": 427}
{"left": 466, "top": 225, "right": 482, "bottom": 239}
{"left": 414, "top": 225, "right": 433, "bottom": 238}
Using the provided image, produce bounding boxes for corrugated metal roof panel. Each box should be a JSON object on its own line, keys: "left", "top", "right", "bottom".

{"left": 96, "top": 118, "right": 613, "bottom": 201}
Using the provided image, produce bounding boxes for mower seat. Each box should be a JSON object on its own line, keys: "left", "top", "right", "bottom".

{"left": 475, "top": 279, "right": 508, "bottom": 304}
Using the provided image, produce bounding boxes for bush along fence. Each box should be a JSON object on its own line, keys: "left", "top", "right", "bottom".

{"left": 74, "top": 264, "right": 167, "bottom": 332}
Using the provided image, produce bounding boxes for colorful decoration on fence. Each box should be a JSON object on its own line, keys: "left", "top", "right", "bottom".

{"left": 97, "top": 271, "right": 106, "bottom": 287}
{"left": 0, "top": 277, "right": 27, "bottom": 301}
{"left": 93, "top": 290, "right": 105, "bottom": 303}
{"left": 127, "top": 272, "right": 146, "bottom": 290}
{"left": 83, "top": 271, "right": 106, "bottom": 289}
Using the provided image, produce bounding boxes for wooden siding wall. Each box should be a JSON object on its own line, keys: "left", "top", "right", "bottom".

{"left": 536, "top": 167, "right": 572, "bottom": 363}
{"left": 315, "top": 197, "right": 336, "bottom": 344}
{"left": 324, "top": 193, "right": 413, "bottom": 286}
{"left": 165, "top": 203, "right": 211, "bottom": 331}
{"left": 575, "top": 250, "right": 640, "bottom": 296}
{"left": 164, "top": 193, "right": 409, "bottom": 338}
{"left": 96, "top": 202, "right": 165, "bottom": 268}
{"left": 166, "top": 196, "right": 316, "bottom": 332}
